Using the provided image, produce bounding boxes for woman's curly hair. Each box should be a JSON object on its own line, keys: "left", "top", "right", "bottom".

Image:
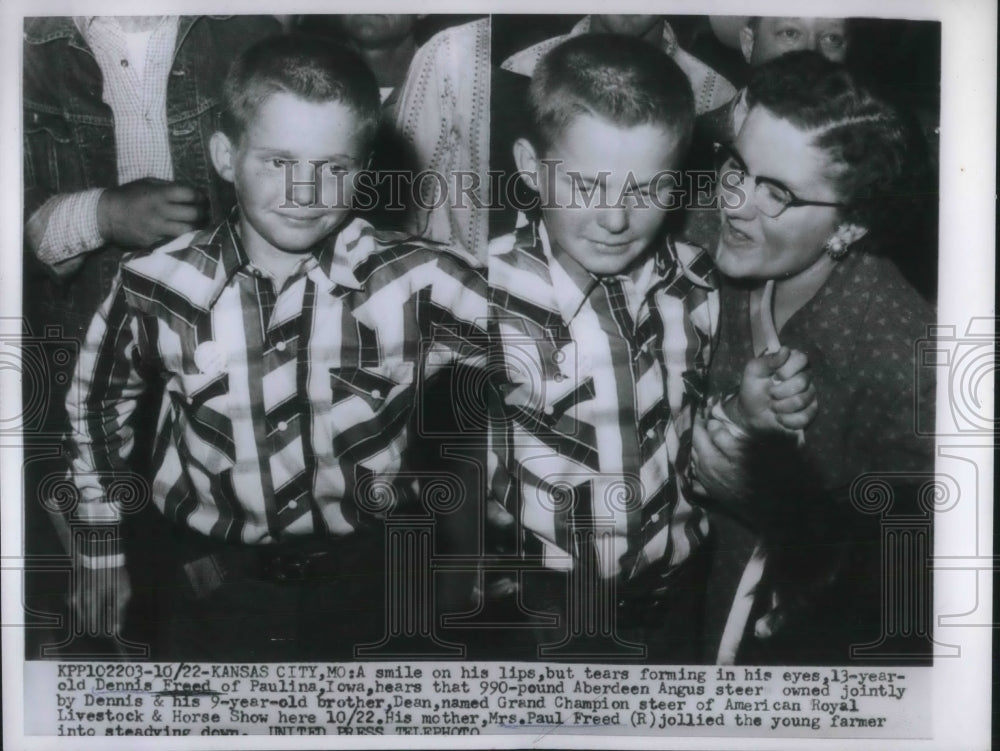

{"left": 745, "top": 50, "right": 933, "bottom": 256}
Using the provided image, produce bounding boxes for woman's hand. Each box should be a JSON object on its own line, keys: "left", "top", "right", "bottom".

{"left": 728, "top": 346, "right": 818, "bottom": 435}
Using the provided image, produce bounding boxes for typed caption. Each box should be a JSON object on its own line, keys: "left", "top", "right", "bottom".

{"left": 27, "top": 661, "right": 930, "bottom": 738}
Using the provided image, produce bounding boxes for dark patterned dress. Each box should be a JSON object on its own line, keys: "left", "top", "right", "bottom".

{"left": 702, "top": 251, "right": 936, "bottom": 665}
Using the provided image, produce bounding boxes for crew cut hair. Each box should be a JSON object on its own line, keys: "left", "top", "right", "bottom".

{"left": 528, "top": 33, "right": 695, "bottom": 155}
{"left": 220, "top": 34, "right": 381, "bottom": 148}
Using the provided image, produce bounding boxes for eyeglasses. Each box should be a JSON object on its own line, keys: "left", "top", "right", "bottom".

{"left": 713, "top": 142, "right": 846, "bottom": 218}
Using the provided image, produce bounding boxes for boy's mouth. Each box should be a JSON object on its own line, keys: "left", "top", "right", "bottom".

{"left": 279, "top": 212, "right": 326, "bottom": 226}
{"left": 588, "top": 238, "right": 633, "bottom": 250}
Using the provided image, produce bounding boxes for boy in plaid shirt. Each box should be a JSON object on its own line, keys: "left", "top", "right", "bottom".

{"left": 488, "top": 34, "right": 814, "bottom": 661}
{"left": 64, "top": 35, "right": 486, "bottom": 660}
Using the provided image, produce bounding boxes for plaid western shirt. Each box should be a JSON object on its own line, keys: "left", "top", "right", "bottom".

{"left": 66, "top": 214, "right": 486, "bottom": 568}
{"left": 489, "top": 217, "right": 718, "bottom": 582}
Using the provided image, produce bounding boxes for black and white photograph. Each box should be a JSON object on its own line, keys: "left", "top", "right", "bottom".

{"left": 1, "top": 1, "right": 994, "bottom": 748}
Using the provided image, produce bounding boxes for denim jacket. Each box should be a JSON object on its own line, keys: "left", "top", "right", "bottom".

{"left": 23, "top": 15, "right": 280, "bottom": 344}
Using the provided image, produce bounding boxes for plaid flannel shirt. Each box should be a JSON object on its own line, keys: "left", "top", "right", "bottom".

{"left": 489, "top": 218, "right": 718, "bottom": 583}
{"left": 66, "top": 213, "right": 486, "bottom": 568}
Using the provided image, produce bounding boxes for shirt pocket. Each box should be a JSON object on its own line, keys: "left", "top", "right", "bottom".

{"left": 329, "top": 362, "right": 414, "bottom": 410}
{"left": 169, "top": 370, "right": 236, "bottom": 467}
{"left": 502, "top": 347, "right": 597, "bottom": 436}
{"left": 23, "top": 109, "right": 75, "bottom": 196}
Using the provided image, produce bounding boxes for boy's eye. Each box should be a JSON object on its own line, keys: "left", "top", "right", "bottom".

{"left": 625, "top": 192, "right": 654, "bottom": 209}
{"left": 270, "top": 158, "right": 290, "bottom": 169}
{"left": 326, "top": 163, "right": 349, "bottom": 176}
{"left": 624, "top": 187, "right": 654, "bottom": 201}
{"left": 821, "top": 33, "right": 846, "bottom": 49}
{"left": 567, "top": 174, "right": 596, "bottom": 190}
{"left": 776, "top": 27, "right": 802, "bottom": 41}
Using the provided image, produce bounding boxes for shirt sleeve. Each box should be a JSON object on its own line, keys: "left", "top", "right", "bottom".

{"left": 422, "top": 252, "right": 489, "bottom": 371}
{"left": 64, "top": 272, "right": 148, "bottom": 568}
{"left": 25, "top": 189, "right": 106, "bottom": 279}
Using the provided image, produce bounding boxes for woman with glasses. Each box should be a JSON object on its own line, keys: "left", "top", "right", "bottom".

{"left": 691, "top": 51, "right": 936, "bottom": 665}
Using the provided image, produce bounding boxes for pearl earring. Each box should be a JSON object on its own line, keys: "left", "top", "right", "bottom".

{"left": 823, "top": 223, "right": 868, "bottom": 260}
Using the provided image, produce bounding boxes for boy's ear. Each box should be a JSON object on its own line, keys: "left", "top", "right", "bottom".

{"left": 513, "top": 137, "right": 540, "bottom": 192}
{"left": 739, "top": 27, "right": 755, "bottom": 64}
{"left": 210, "top": 131, "right": 236, "bottom": 184}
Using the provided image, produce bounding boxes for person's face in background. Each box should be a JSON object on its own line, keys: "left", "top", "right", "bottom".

{"left": 589, "top": 15, "right": 663, "bottom": 46}
{"left": 338, "top": 15, "right": 417, "bottom": 49}
{"left": 740, "top": 17, "right": 849, "bottom": 66}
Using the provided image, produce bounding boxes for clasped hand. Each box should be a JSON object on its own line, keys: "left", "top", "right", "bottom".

{"left": 691, "top": 347, "right": 817, "bottom": 503}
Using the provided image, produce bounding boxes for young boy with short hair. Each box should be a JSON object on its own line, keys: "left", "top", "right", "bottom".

{"left": 488, "top": 33, "right": 813, "bottom": 661}
{"left": 64, "top": 34, "right": 486, "bottom": 661}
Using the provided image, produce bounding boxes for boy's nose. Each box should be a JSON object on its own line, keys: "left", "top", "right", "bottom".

{"left": 290, "top": 180, "right": 321, "bottom": 208}
{"left": 596, "top": 204, "right": 629, "bottom": 233}
{"left": 292, "top": 184, "right": 318, "bottom": 207}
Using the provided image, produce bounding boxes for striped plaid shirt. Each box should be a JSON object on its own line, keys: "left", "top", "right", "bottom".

{"left": 66, "top": 214, "right": 486, "bottom": 567}
{"left": 489, "top": 218, "right": 718, "bottom": 582}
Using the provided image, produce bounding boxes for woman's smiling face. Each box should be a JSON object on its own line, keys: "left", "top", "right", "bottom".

{"left": 713, "top": 106, "right": 843, "bottom": 284}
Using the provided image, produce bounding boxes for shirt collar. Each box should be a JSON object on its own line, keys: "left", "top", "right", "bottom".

{"left": 542, "top": 222, "right": 599, "bottom": 324}
{"left": 68, "top": 16, "right": 195, "bottom": 56}
{"left": 314, "top": 216, "right": 370, "bottom": 293}
{"left": 670, "top": 237, "right": 717, "bottom": 292}
{"left": 201, "top": 211, "right": 366, "bottom": 307}
{"left": 524, "top": 213, "right": 668, "bottom": 325}
{"left": 24, "top": 17, "right": 79, "bottom": 45}
{"left": 75, "top": 15, "right": 174, "bottom": 38}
